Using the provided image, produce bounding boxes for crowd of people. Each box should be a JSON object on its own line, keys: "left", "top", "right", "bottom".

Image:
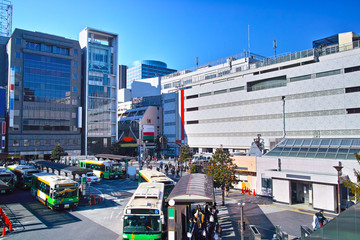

{"left": 187, "top": 203, "right": 221, "bottom": 240}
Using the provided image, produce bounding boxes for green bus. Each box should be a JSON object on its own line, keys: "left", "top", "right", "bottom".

{"left": 138, "top": 169, "right": 175, "bottom": 199}
{"left": 122, "top": 182, "right": 165, "bottom": 240}
{"left": 7, "top": 164, "right": 40, "bottom": 189}
{"left": 0, "top": 167, "right": 15, "bottom": 194}
{"left": 31, "top": 172, "right": 79, "bottom": 210}
{"left": 79, "top": 159, "right": 122, "bottom": 179}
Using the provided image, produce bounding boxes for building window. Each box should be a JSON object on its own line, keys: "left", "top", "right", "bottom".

{"left": 346, "top": 108, "right": 360, "bottom": 114}
{"left": 290, "top": 74, "right": 312, "bottom": 82}
{"left": 15, "top": 52, "right": 21, "bottom": 59}
{"left": 72, "top": 86, "right": 78, "bottom": 92}
{"left": 230, "top": 86, "right": 244, "bottom": 92}
{"left": 73, "top": 61, "right": 78, "bottom": 67}
{"left": 13, "top": 140, "right": 19, "bottom": 146}
{"left": 44, "top": 140, "right": 50, "bottom": 146}
{"left": 14, "top": 67, "right": 21, "bottom": 73}
{"left": 64, "top": 139, "right": 69, "bottom": 145}
{"left": 186, "top": 94, "right": 198, "bottom": 100}
{"left": 344, "top": 66, "right": 360, "bottom": 73}
{"left": 345, "top": 86, "right": 360, "bottom": 93}
{"left": 247, "top": 75, "right": 287, "bottom": 92}
{"left": 200, "top": 92, "right": 212, "bottom": 97}
{"left": 73, "top": 139, "right": 78, "bottom": 145}
{"left": 316, "top": 69, "right": 341, "bottom": 78}
{"left": 73, "top": 74, "right": 78, "bottom": 79}
{"left": 214, "top": 89, "right": 227, "bottom": 95}
{"left": 186, "top": 107, "right": 199, "bottom": 112}
{"left": 74, "top": 49, "right": 78, "bottom": 55}
{"left": 15, "top": 38, "right": 21, "bottom": 44}
{"left": 35, "top": 140, "right": 40, "bottom": 146}
{"left": 55, "top": 139, "right": 60, "bottom": 145}
{"left": 24, "top": 139, "right": 30, "bottom": 146}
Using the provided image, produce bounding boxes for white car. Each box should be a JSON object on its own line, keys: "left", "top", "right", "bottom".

{"left": 86, "top": 172, "right": 100, "bottom": 183}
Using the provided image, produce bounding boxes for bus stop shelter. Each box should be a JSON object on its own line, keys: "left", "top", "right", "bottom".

{"left": 166, "top": 173, "right": 215, "bottom": 240}
{"left": 32, "top": 160, "right": 91, "bottom": 180}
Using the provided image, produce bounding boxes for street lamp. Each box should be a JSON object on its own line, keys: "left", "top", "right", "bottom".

{"left": 333, "top": 163, "right": 343, "bottom": 213}
{"left": 238, "top": 202, "right": 246, "bottom": 240}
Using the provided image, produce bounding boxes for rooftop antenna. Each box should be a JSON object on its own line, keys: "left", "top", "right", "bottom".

{"left": 248, "top": 24, "right": 250, "bottom": 57}
{"left": 273, "top": 40, "right": 277, "bottom": 58}
{"left": 196, "top": 57, "right": 198, "bottom": 70}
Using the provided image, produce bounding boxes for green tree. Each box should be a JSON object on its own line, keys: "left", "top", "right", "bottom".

{"left": 205, "top": 147, "right": 238, "bottom": 206}
{"left": 343, "top": 153, "right": 360, "bottom": 202}
{"left": 179, "top": 144, "right": 193, "bottom": 164}
{"left": 50, "top": 145, "right": 68, "bottom": 161}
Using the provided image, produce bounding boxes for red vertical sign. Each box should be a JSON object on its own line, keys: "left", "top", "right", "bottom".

{"left": 1, "top": 122, "right": 5, "bottom": 134}
{"left": 181, "top": 90, "right": 185, "bottom": 141}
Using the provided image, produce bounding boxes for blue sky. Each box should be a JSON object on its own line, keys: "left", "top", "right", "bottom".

{"left": 11, "top": 0, "right": 360, "bottom": 71}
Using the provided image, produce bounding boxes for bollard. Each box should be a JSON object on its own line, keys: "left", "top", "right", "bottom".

{"left": 93, "top": 194, "right": 96, "bottom": 205}
{"left": 2, "top": 225, "right": 6, "bottom": 236}
{"left": 8, "top": 221, "right": 13, "bottom": 231}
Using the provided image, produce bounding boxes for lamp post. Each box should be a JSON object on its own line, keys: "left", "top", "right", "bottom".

{"left": 333, "top": 163, "right": 343, "bottom": 213}
{"left": 238, "top": 202, "right": 246, "bottom": 240}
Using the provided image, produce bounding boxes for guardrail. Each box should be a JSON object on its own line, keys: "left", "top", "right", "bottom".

{"left": 300, "top": 225, "right": 313, "bottom": 239}
{"left": 249, "top": 225, "right": 261, "bottom": 240}
{"left": 276, "top": 225, "right": 288, "bottom": 240}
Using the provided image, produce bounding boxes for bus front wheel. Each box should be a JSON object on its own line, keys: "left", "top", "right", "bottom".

{"left": 100, "top": 174, "right": 104, "bottom": 179}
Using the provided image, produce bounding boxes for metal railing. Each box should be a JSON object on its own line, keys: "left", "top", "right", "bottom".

{"left": 160, "top": 40, "right": 360, "bottom": 89}
{"left": 276, "top": 225, "right": 289, "bottom": 240}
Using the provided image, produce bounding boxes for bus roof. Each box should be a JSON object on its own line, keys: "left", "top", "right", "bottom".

{"left": 0, "top": 167, "right": 13, "bottom": 176}
{"left": 139, "top": 169, "right": 174, "bottom": 184}
{"left": 79, "top": 159, "right": 116, "bottom": 165}
{"left": 125, "top": 182, "right": 164, "bottom": 212}
{"left": 32, "top": 172, "right": 78, "bottom": 187}
{"left": 7, "top": 164, "right": 39, "bottom": 174}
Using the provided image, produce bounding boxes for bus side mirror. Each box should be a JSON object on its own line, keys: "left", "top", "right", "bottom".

{"left": 161, "top": 215, "right": 165, "bottom": 224}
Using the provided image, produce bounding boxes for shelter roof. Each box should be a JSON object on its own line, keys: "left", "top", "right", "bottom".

{"left": 166, "top": 173, "right": 215, "bottom": 203}
{"left": 32, "top": 160, "right": 91, "bottom": 175}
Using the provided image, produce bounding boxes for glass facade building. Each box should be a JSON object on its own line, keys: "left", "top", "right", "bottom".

{"left": 79, "top": 27, "right": 118, "bottom": 155}
{"left": 126, "top": 60, "right": 176, "bottom": 89}
{"left": 7, "top": 29, "right": 82, "bottom": 159}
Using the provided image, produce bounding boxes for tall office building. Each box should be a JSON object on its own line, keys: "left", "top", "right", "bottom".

{"left": 119, "top": 64, "right": 127, "bottom": 89}
{"left": 126, "top": 60, "right": 176, "bottom": 89}
{"left": 7, "top": 28, "right": 82, "bottom": 159}
{"left": 0, "top": 36, "right": 8, "bottom": 86}
{"left": 79, "top": 27, "right": 118, "bottom": 155}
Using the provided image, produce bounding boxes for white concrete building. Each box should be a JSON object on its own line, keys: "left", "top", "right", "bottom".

{"left": 161, "top": 32, "right": 360, "bottom": 154}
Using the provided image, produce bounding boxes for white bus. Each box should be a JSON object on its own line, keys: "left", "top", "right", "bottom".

{"left": 122, "top": 182, "right": 165, "bottom": 240}
{"left": 60, "top": 155, "right": 97, "bottom": 166}
{"left": 192, "top": 152, "right": 213, "bottom": 163}
{"left": 7, "top": 164, "right": 40, "bottom": 189}
{"left": 138, "top": 169, "right": 175, "bottom": 198}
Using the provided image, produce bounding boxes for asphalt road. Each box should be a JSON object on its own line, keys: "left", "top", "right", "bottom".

{"left": 1, "top": 178, "right": 139, "bottom": 240}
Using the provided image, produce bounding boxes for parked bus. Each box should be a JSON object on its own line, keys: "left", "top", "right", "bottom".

{"left": 31, "top": 172, "right": 79, "bottom": 210}
{"left": 7, "top": 164, "right": 40, "bottom": 189}
{"left": 138, "top": 169, "right": 175, "bottom": 199}
{"left": 122, "top": 182, "right": 165, "bottom": 240}
{"left": 192, "top": 152, "right": 213, "bottom": 163}
{"left": 60, "top": 155, "right": 97, "bottom": 166}
{"left": 0, "top": 167, "right": 15, "bottom": 194}
{"left": 79, "top": 159, "right": 122, "bottom": 179}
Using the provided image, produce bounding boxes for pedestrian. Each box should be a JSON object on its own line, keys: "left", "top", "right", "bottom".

{"left": 187, "top": 218, "right": 194, "bottom": 240}
{"left": 315, "top": 210, "right": 327, "bottom": 228}
{"left": 272, "top": 234, "right": 279, "bottom": 240}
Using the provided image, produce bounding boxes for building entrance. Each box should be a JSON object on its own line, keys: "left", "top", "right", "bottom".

{"left": 291, "top": 181, "right": 312, "bottom": 205}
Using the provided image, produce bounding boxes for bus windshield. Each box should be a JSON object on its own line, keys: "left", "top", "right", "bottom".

{"left": 164, "top": 185, "right": 174, "bottom": 198}
{"left": 54, "top": 187, "right": 78, "bottom": 199}
{"left": 123, "top": 215, "right": 161, "bottom": 234}
{"left": 112, "top": 163, "right": 121, "bottom": 173}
